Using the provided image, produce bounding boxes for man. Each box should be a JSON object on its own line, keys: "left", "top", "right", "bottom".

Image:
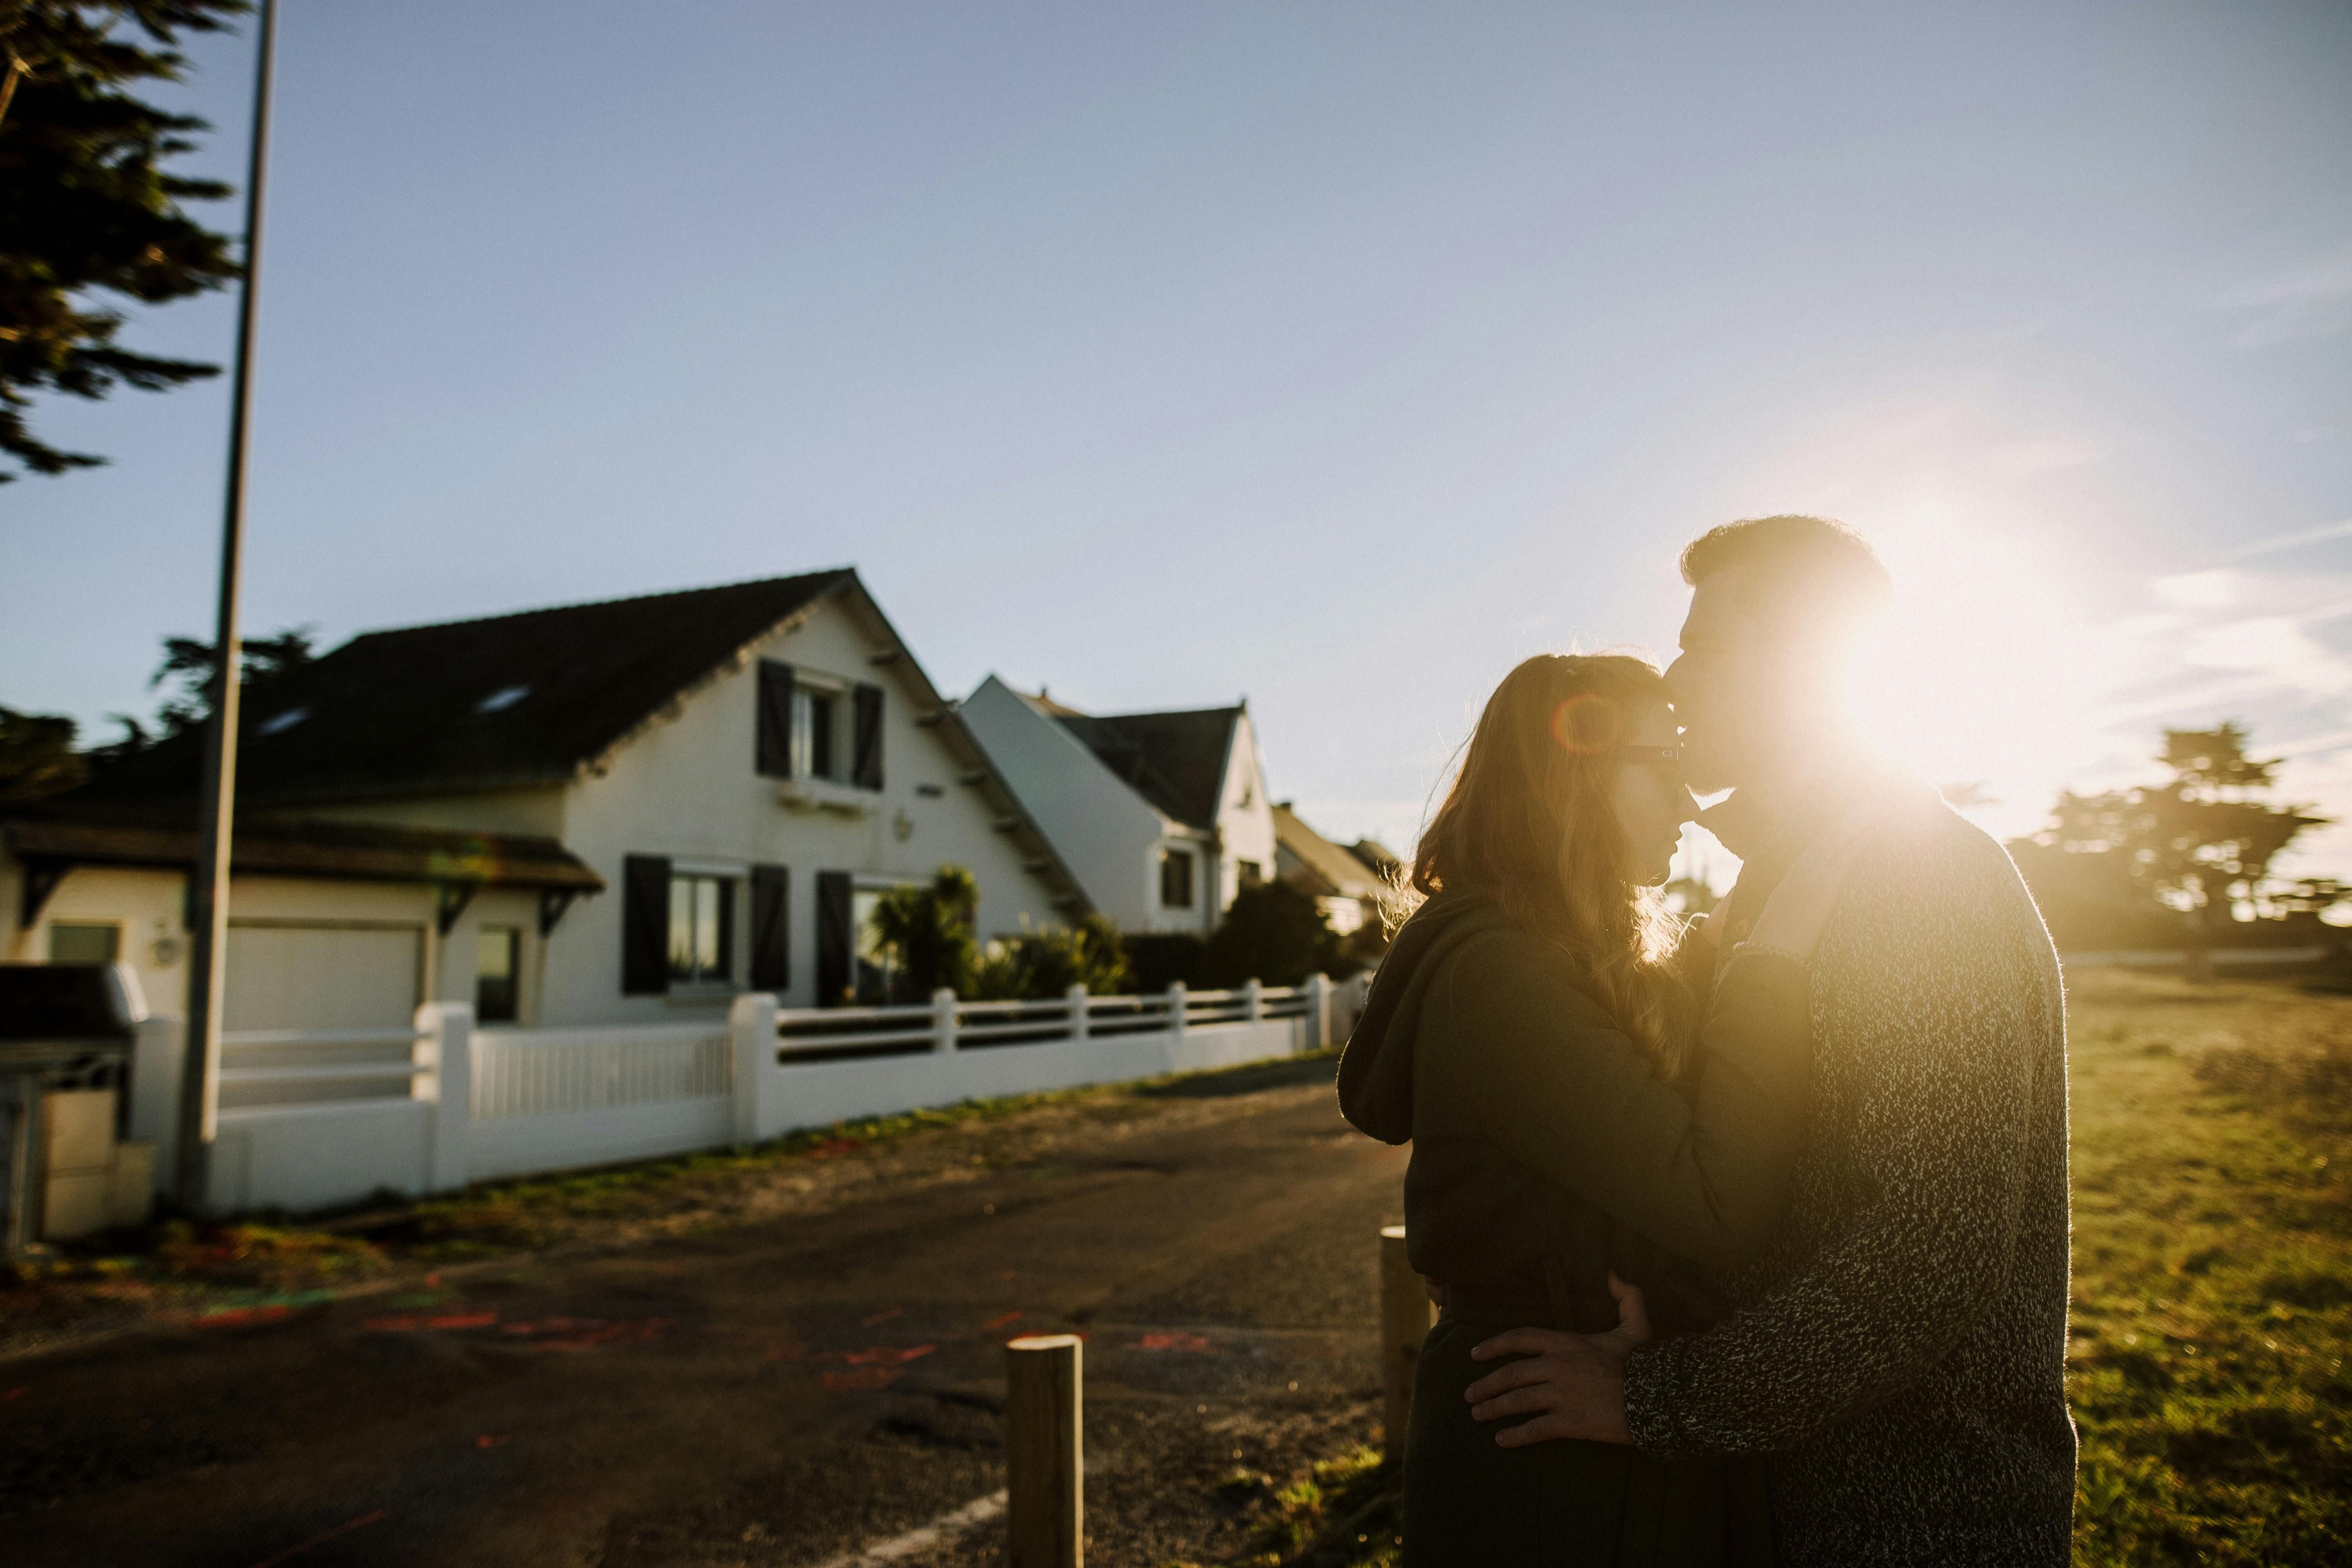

{"left": 1460, "top": 516, "right": 2076, "bottom": 1563}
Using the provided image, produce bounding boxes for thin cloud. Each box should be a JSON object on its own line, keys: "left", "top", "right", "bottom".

{"left": 2220, "top": 517, "right": 2352, "bottom": 562}
{"left": 2221, "top": 244, "right": 2352, "bottom": 349}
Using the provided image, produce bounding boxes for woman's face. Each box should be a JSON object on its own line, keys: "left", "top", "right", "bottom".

{"left": 1608, "top": 705, "right": 1696, "bottom": 886}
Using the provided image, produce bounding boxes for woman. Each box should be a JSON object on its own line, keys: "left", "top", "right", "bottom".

{"left": 1337, "top": 653, "right": 1861, "bottom": 1567}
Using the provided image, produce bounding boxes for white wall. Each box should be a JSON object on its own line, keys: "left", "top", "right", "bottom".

{"left": 1212, "top": 710, "right": 1279, "bottom": 914}
{"left": 550, "top": 600, "right": 1071, "bottom": 1021}
{"left": 959, "top": 674, "right": 1175, "bottom": 931}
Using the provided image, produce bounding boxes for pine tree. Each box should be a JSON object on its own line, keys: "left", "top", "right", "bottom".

{"left": 1, "top": 1, "right": 248, "bottom": 482}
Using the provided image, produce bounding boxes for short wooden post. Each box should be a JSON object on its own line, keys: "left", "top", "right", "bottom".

{"left": 1379, "top": 1225, "right": 1431, "bottom": 1476}
{"left": 933, "top": 987, "right": 959, "bottom": 1054}
{"left": 1065, "top": 983, "right": 1090, "bottom": 1042}
{"left": 1007, "top": 1333, "right": 1083, "bottom": 1568}
{"left": 1243, "top": 976, "right": 1263, "bottom": 1022}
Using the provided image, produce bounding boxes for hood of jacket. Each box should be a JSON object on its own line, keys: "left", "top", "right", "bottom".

{"left": 1335, "top": 888, "right": 1518, "bottom": 1145}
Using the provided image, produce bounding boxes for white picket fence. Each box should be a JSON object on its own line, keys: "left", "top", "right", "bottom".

{"left": 151, "top": 975, "right": 1360, "bottom": 1217}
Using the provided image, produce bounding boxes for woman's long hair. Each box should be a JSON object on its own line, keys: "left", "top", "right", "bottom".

{"left": 1409, "top": 653, "right": 1693, "bottom": 1080}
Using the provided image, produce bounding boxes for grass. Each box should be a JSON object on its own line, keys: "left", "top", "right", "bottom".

{"left": 1254, "top": 968, "right": 2352, "bottom": 1568}
{"left": 2064, "top": 968, "right": 2350, "bottom": 1564}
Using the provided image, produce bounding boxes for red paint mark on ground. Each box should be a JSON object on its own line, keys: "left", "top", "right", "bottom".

{"left": 423, "top": 1272, "right": 441, "bottom": 1288}
{"left": 1136, "top": 1331, "right": 1216, "bottom": 1354}
{"left": 842, "top": 1344, "right": 936, "bottom": 1367}
{"left": 361, "top": 1316, "right": 421, "bottom": 1332}
{"left": 198, "top": 1305, "right": 292, "bottom": 1329}
{"left": 475, "top": 1434, "right": 510, "bottom": 1449}
{"left": 982, "top": 1311, "right": 1023, "bottom": 1330}
{"left": 823, "top": 1366, "right": 901, "bottom": 1391}
{"left": 861, "top": 1307, "right": 904, "bottom": 1326}
{"left": 809, "top": 1138, "right": 861, "bottom": 1158}
{"left": 246, "top": 1509, "right": 387, "bottom": 1568}
{"left": 426, "top": 1311, "right": 499, "bottom": 1331}
{"left": 0, "top": 1386, "right": 26, "bottom": 1400}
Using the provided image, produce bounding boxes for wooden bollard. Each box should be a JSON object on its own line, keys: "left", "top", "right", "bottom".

{"left": 1007, "top": 1333, "right": 1083, "bottom": 1568}
{"left": 1380, "top": 1224, "right": 1432, "bottom": 1475}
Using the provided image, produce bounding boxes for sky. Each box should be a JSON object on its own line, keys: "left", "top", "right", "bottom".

{"left": 4, "top": 0, "right": 2349, "bottom": 890}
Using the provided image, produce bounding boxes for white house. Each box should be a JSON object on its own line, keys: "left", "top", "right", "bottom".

{"left": 2, "top": 570, "right": 1087, "bottom": 1102}
{"left": 956, "top": 676, "right": 1277, "bottom": 934}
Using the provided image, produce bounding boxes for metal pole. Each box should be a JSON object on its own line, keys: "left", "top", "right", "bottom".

{"left": 176, "top": 0, "right": 279, "bottom": 1211}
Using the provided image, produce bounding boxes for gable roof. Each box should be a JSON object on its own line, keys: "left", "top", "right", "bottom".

{"left": 1273, "top": 802, "right": 1382, "bottom": 900}
{"left": 85, "top": 570, "right": 858, "bottom": 805}
{"left": 1041, "top": 700, "right": 1242, "bottom": 830}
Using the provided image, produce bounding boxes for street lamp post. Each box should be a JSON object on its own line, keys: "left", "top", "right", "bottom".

{"left": 176, "top": 0, "right": 280, "bottom": 1210}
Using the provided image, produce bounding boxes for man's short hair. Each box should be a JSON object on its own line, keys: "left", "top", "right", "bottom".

{"left": 1679, "top": 514, "right": 1892, "bottom": 629}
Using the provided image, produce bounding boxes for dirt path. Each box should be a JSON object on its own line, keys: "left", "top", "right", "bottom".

{"left": 0, "top": 1057, "right": 1406, "bottom": 1567}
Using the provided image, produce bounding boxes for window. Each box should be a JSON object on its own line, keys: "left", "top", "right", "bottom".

{"left": 793, "top": 685, "right": 841, "bottom": 781}
{"left": 1160, "top": 848, "right": 1195, "bottom": 908}
{"left": 48, "top": 923, "right": 119, "bottom": 964}
{"left": 476, "top": 927, "right": 521, "bottom": 1023}
{"left": 1237, "top": 860, "right": 1265, "bottom": 888}
{"left": 668, "top": 873, "right": 734, "bottom": 984}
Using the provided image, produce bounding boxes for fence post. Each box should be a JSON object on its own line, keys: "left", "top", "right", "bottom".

{"left": 1066, "top": 983, "right": 1090, "bottom": 1042}
{"left": 934, "top": 987, "right": 959, "bottom": 1054}
{"left": 420, "top": 1001, "right": 473, "bottom": 1194}
{"left": 1243, "top": 976, "right": 1263, "bottom": 1022}
{"left": 1379, "top": 1224, "right": 1430, "bottom": 1479}
{"left": 1167, "top": 980, "right": 1186, "bottom": 1041}
{"left": 1007, "top": 1333, "right": 1084, "bottom": 1568}
{"left": 129, "top": 1014, "right": 186, "bottom": 1198}
{"left": 730, "top": 991, "right": 779, "bottom": 1145}
{"left": 1307, "top": 972, "right": 1333, "bottom": 1050}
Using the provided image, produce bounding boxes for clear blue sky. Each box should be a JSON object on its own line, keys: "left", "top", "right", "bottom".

{"left": 5, "top": 1, "right": 2349, "bottom": 880}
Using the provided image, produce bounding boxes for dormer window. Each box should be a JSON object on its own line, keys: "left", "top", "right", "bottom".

{"left": 792, "top": 681, "right": 844, "bottom": 782}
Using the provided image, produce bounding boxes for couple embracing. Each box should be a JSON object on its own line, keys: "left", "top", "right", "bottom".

{"left": 1339, "top": 516, "right": 2076, "bottom": 1566}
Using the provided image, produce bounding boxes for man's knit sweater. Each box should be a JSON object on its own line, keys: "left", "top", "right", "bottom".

{"left": 1623, "top": 796, "right": 2077, "bottom": 1564}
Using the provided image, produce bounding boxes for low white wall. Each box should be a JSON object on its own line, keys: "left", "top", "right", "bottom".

{"left": 470, "top": 1097, "right": 734, "bottom": 1182}
{"left": 180, "top": 983, "right": 1323, "bottom": 1219}
{"left": 209, "top": 1099, "right": 435, "bottom": 1215}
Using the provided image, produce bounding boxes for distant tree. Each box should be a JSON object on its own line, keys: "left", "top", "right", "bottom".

{"left": 868, "top": 865, "right": 981, "bottom": 1001}
{"left": 145, "top": 625, "right": 313, "bottom": 737}
{"left": 2009, "top": 723, "right": 2342, "bottom": 972}
{"left": 0, "top": 704, "right": 86, "bottom": 802}
{"left": 1, "top": 1, "right": 247, "bottom": 482}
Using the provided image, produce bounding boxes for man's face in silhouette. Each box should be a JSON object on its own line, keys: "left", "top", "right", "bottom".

{"left": 1664, "top": 567, "right": 1788, "bottom": 795}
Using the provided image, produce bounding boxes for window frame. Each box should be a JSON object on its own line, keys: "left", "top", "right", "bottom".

{"left": 666, "top": 867, "right": 738, "bottom": 989}
{"left": 1160, "top": 848, "right": 1196, "bottom": 909}
{"left": 475, "top": 925, "right": 523, "bottom": 1024}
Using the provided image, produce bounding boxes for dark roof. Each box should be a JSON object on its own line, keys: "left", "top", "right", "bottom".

{"left": 1349, "top": 838, "right": 1403, "bottom": 879}
{"left": 83, "top": 571, "right": 855, "bottom": 806}
{"left": 4, "top": 803, "right": 603, "bottom": 893}
{"left": 1047, "top": 702, "right": 1240, "bottom": 830}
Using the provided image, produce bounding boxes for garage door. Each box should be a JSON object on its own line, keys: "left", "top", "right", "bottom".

{"left": 222, "top": 922, "right": 425, "bottom": 1109}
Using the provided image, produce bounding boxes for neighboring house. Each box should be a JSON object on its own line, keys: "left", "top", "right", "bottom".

{"left": 957, "top": 677, "right": 1277, "bottom": 934}
{"left": 1, "top": 570, "right": 1087, "bottom": 1069}
{"left": 1272, "top": 802, "right": 1391, "bottom": 937}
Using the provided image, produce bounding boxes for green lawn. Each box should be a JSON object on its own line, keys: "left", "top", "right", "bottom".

{"left": 2065, "top": 968, "right": 2350, "bottom": 1564}
{"left": 1229, "top": 966, "right": 2352, "bottom": 1568}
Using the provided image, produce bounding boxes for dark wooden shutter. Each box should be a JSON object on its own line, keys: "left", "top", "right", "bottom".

{"left": 815, "top": 870, "right": 853, "bottom": 1008}
{"left": 750, "top": 864, "right": 790, "bottom": 991}
{"left": 851, "top": 683, "right": 884, "bottom": 790}
{"left": 756, "top": 660, "right": 795, "bottom": 778}
{"left": 622, "top": 854, "right": 671, "bottom": 995}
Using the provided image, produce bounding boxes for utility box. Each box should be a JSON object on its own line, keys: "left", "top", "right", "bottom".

{"left": 1, "top": 964, "right": 147, "bottom": 1250}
